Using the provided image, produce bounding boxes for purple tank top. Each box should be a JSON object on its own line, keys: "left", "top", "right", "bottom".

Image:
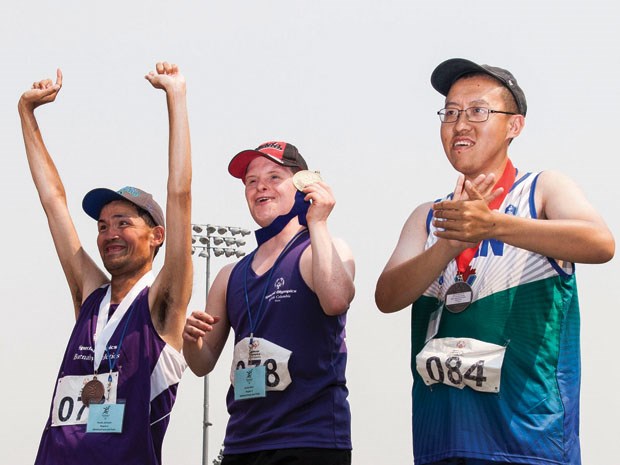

{"left": 224, "top": 231, "right": 351, "bottom": 454}
{"left": 34, "top": 286, "right": 185, "bottom": 465}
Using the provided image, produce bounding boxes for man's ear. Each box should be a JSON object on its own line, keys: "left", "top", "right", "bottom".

{"left": 152, "top": 225, "right": 165, "bottom": 247}
{"left": 508, "top": 114, "right": 525, "bottom": 139}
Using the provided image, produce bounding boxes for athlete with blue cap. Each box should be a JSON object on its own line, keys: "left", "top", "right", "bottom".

{"left": 19, "top": 61, "right": 193, "bottom": 465}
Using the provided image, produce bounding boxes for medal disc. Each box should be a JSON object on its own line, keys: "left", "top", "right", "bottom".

{"left": 82, "top": 379, "right": 105, "bottom": 406}
{"left": 444, "top": 281, "right": 473, "bottom": 313}
{"left": 292, "top": 170, "right": 322, "bottom": 191}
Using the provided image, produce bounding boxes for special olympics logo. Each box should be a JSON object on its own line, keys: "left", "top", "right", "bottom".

{"left": 505, "top": 204, "right": 517, "bottom": 216}
{"left": 274, "top": 277, "right": 285, "bottom": 289}
{"left": 457, "top": 340, "right": 466, "bottom": 349}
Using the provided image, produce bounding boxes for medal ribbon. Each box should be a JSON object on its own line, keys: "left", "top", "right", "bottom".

{"left": 243, "top": 228, "right": 308, "bottom": 343}
{"left": 455, "top": 159, "right": 516, "bottom": 282}
{"left": 93, "top": 271, "right": 155, "bottom": 372}
{"left": 254, "top": 191, "right": 309, "bottom": 246}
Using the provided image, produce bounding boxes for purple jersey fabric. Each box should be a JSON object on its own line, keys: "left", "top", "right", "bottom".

{"left": 224, "top": 231, "right": 352, "bottom": 454}
{"left": 34, "top": 286, "right": 185, "bottom": 465}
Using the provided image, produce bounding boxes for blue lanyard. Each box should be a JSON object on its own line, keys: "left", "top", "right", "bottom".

{"left": 243, "top": 229, "right": 308, "bottom": 343}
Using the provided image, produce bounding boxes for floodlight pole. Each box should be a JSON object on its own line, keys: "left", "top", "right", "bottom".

{"left": 191, "top": 224, "right": 250, "bottom": 465}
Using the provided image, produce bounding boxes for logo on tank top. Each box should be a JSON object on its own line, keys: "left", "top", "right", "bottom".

{"left": 475, "top": 203, "right": 518, "bottom": 261}
{"left": 265, "top": 276, "right": 297, "bottom": 303}
{"left": 505, "top": 204, "right": 517, "bottom": 216}
{"left": 461, "top": 202, "right": 519, "bottom": 282}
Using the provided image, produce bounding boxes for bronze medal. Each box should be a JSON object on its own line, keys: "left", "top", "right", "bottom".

{"left": 444, "top": 281, "right": 473, "bottom": 313}
{"left": 82, "top": 378, "right": 105, "bottom": 407}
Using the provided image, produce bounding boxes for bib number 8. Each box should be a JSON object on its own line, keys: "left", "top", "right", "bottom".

{"left": 236, "top": 358, "right": 280, "bottom": 388}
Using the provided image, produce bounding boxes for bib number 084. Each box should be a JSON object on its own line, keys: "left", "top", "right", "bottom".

{"left": 415, "top": 337, "right": 505, "bottom": 393}
{"left": 425, "top": 356, "right": 486, "bottom": 387}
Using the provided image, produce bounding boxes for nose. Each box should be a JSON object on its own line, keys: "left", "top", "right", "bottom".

{"left": 99, "top": 225, "right": 120, "bottom": 240}
{"left": 454, "top": 110, "right": 472, "bottom": 131}
{"left": 255, "top": 177, "right": 269, "bottom": 191}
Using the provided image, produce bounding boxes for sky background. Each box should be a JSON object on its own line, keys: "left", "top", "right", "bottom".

{"left": 1, "top": 1, "right": 618, "bottom": 464}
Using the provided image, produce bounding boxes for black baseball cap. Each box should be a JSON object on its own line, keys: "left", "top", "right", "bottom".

{"left": 228, "top": 141, "right": 308, "bottom": 180}
{"left": 82, "top": 186, "right": 165, "bottom": 227}
{"left": 431, "top": 58, "right": 527, "bottom": 116}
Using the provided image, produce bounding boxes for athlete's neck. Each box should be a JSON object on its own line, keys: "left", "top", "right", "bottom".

{"left": 110, "top": 267, "right": 153, "bottom": 304}
{"left": 252, "top": 219, "right": 306, "bottom": 275}
{"left": 464, "top": 156, "right": 510, "bottom": 184}
{"left": 260, "top": 219, "right": 305, "bottom": 253}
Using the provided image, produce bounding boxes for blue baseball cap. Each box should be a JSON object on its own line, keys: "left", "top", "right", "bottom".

{"left": 82, "top": 186, "right": 165, "bottom": 227}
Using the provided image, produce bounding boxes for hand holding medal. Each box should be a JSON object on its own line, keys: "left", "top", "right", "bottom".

{"left": 292, "top": 170, "right": 338, "bottom": 225}
{"left": 292, "top": 170, "right": 322, "bottom": 191}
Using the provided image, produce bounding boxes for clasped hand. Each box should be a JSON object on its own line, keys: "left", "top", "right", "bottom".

{"left": 432, "top": 173, "right": 503, "bottom": 245}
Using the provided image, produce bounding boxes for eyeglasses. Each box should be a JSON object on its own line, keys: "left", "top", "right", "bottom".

{"left": 437, "top": 107, "right": 517, "bottom": 123}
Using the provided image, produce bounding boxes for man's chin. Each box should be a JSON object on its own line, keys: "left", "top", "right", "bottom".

{"left": 102, "top": 257, "right": 127, "bottom": 273}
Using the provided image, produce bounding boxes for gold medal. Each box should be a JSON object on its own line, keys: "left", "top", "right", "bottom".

{"left": 292, "top": 170, "right": 322, "bottom": 191}
{"left": 82, "top": 378, "right": 105, "bottom": 407}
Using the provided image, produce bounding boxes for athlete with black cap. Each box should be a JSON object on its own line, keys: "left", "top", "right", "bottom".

{"left": 375, "top": 58, "right": 614, "bottom": 465}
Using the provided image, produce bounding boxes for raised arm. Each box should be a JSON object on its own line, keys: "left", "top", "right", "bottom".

{"left": 432, "top": 171, "right": 615, "bottom": 264}
{"left": 300, "top": 181, "right": 355, "bottom": 316}
{"left": 18, "top": 70, "right": 107, "bottom": 317}
{"left": 182, "top": 265, "right": 233, "bottom": 376}
{"left": 146, "top": 62, "right": 193, "bottom": 350}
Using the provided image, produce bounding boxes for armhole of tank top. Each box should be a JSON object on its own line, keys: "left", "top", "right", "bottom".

{"left": 528, "top": 172, "right": 541, "bottom": 220}
{"left": 426, "top": 197, "right": 444, "bottom": 234}
{"left": 529, "top": 171, "right": 575, "bottom": 277}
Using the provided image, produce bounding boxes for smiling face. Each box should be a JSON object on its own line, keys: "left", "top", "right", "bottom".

{"left": 440, "top": 74, "right": 524, "bottom": 180}
{"left": 96, "top": 200, "right": 164, "bottom": 276}
{"left": 243, "top": 156, "right": 297, "bottom": 227}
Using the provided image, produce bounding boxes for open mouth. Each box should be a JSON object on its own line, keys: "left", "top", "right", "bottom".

{"left": 105, "top": 244, "right": 125, "bottom": 255}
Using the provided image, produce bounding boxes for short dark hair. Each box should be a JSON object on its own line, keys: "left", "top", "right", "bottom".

{"left": 136, "top": 206, "right": 157, "bottom": 228}
{"left": 134, "top": 204, "right": 163, "bottom": 258}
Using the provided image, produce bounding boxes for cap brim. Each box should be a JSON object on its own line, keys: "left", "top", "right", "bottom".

{"left": 228, "top": 150, "right": 287, "bottom": 179}
{"left": 82, "top": 188, "right": 126, "bottom": 221}
{"left": 431, "top": 58, "right": 487, "bottom": 96}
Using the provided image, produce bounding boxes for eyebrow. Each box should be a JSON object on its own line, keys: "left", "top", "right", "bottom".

{"left": 246, "top": 168, "right": 288, "bottom": 179}
{"left": 444, "top": 98, "right": 490, "bottom": 107}
{"left": 97, "top": 213, "right": 135, "bottom": 224}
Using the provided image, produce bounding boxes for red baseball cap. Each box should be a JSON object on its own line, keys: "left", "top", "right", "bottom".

{"left": 228, "top": 141, "right": 308, "bottom": 180}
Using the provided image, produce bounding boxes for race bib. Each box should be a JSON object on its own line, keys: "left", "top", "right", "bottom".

{"left": 415, "top": 337, "right": 506, "bottom": 393}
{"left": 51, "top": 373, "right": 119, "bottom": 426}
{"left": 230, "top": 337, "right": 292, "bottom": 392}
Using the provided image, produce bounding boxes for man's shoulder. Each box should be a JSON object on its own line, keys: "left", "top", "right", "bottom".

{"left": 82, "top": 285, "right": 108, "bottom": 305}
